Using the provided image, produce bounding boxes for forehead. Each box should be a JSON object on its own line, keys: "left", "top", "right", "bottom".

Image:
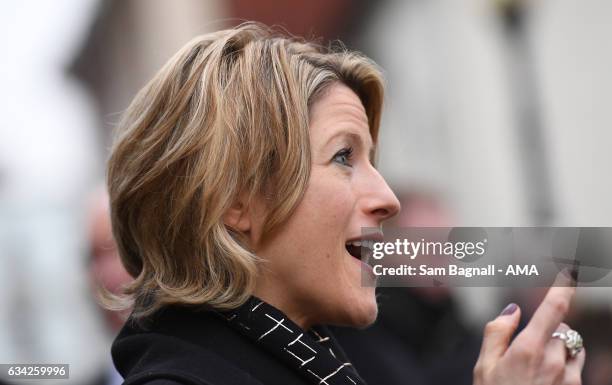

{"left": 308, "top": 83, "right": 371, "bottom": 142}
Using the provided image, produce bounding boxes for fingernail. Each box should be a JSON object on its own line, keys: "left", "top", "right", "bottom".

{"left": 563, "top": 267, "right": 579, "bottom": 286}
{"left": 500, "top": 303, "right": 518, "bottom": 316}
{"left": 570, "top": 266, "right": 579, "bottom": 282}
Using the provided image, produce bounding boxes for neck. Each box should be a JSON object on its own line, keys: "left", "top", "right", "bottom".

{"left": 253, "top": 279, "right": 314, "bottom": 331}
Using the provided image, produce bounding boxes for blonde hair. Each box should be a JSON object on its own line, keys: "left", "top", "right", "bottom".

{"left": 106, "top": 22, "right": 384, "bottom": 319}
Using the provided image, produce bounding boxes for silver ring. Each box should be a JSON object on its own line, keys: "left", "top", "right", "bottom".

{"left": 551, "top": 329, "right": 584, "bottom": 358}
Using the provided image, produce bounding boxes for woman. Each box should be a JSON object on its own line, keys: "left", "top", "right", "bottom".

{"left": 107, "top": 23, "right": 584, "bottom": 385}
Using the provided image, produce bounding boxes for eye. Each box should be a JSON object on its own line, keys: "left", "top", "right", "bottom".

{"left": 332, "top": 147, "right": 354, "bottom": 167}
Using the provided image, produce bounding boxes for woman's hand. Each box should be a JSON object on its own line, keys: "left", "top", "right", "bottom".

{"left": 474, "top": 272, "right": 585, "bottom": 385}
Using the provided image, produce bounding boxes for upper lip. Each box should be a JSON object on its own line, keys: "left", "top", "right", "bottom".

{"left": 345, "top": 231, "right": 384, "bottom": 244}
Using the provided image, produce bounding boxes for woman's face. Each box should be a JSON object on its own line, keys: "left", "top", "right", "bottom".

{"left": 251, "top": 83, "right": 400, "bottom": 330}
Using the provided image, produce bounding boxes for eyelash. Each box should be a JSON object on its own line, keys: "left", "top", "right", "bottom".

{"left": 332, "top": 147, "right": 354, "bottom": 167}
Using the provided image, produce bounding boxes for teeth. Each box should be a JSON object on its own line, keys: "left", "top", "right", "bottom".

{"left": 345, "top": 240, "right": 375, "bottom": 250}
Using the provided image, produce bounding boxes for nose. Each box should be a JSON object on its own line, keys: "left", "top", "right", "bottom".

{"left": 362, "top": 168, "right": 401, "bottom": 222}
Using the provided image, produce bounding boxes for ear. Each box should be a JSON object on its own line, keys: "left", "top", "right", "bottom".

{"left": 223, "top": 197, "right": 252, "bottom": 233}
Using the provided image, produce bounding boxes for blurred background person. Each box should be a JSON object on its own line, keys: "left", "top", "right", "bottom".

{"left": 87, "top": 186, "right": 132, "bottom": 385}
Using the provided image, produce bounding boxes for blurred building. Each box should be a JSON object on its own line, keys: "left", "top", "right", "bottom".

{"left": 360, "top": 0, "right": 612, "bottom": 322}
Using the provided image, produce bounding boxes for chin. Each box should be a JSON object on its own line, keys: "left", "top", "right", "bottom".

{"left": 342, "top": 291, "right": 379, "bottom": 329}
{"left": 350, "top": 310, "right": 378, "bottom": 329}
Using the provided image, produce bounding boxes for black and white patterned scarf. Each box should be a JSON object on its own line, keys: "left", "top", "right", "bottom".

{"left": 215, "top": 296, "right": 367, "bottom": 385}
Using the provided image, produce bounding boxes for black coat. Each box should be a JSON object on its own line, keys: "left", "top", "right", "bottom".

{"left": 111, "top": 304, "right": 361, "bottom": 385}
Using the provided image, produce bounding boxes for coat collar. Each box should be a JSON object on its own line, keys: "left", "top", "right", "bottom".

{"left": 214, "top": 296, "right": 367, "bottom": 385}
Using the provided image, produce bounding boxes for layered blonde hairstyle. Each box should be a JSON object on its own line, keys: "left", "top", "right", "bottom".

{"left": 107, "top": 22, "right": 385, "bottom": 319}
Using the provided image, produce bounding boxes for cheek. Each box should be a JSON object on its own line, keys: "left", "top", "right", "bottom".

{"left": 301, "top": 170, "right": 354, "bottom": 226}
{"left": 301, "top": 175, "right": 366, "bottom": 278}
{"left": 263, "top": 173, "right": 353, "bottom": 274}
{"left": 292, "top": 178, "right": 353, "bottom": 268}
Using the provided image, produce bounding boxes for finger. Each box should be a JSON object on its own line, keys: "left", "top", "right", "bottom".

{"left": 563, "top": 348, "right": 585, "bottom": 385}
{"left": 555, "top": 322, "right": 586, "bottom": 385}
{"left": 521, "top": 270, "right": 576, "bottom": 346}
{"left": 539, "top": 323, "right": 571, "bottom": 385}
{"left": 550, "top": 322, "right": 571, "bottom": 353}
{"left": 478, "top": 303, "right": 522, "bottom": 366}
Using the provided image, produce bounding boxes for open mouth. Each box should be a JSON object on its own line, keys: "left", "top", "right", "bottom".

{"left": 345, "top": 232, "right": 383, "bottom": 263}
{"left": 345, "top": 240, "right": 375, "bottom": 261}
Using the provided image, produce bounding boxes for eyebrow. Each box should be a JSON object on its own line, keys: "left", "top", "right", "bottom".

{"left": 325, "top": 129, "right": 376, "bottom": 165}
